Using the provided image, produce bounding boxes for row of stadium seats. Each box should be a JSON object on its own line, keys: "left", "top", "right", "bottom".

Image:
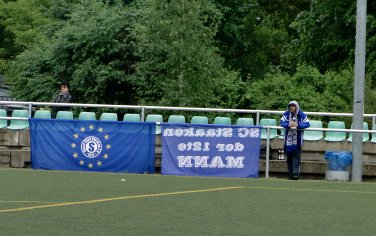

{"left": 0, "top": 109, "right": 142, "bottom": 129}
{"left": 259, "top": 119, "right": 376, "bottom": 143}
{"left": 1, "top": 109, "right": 375, "bottom": 143}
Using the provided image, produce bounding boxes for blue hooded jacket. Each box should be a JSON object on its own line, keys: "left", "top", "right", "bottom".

{"left": 280, "top": 101, "right": 310, "bottom": 151}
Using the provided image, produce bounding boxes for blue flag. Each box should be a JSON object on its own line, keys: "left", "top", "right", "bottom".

{"left": 29, "top": 119, "right": 156, "bottom": 173}
{"left": 161, "top": 123, "right": 261, "bottom": 178}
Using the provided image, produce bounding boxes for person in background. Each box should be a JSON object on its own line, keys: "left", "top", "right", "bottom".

{"left": 280, "top": 101, "right": 310, "bottom": 180}
{"left": 51, "top": 82, "right": 72, "bottom": 118}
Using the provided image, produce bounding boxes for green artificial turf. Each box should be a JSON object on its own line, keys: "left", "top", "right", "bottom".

{"left": 1, "top": 168, "right": 376, "bottom": 236}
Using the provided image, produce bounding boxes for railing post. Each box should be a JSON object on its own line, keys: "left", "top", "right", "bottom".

{"left": 28, "top": 103, "right": 32, "bottom": 118}
{"left": 256, "top": 112, "right": 260, "bottom": 125}
{"left": 265, "top": 127, "right": 270, "bottom": 178}
{"left": 141, "top": 107, "right": 145, "bottom": 122}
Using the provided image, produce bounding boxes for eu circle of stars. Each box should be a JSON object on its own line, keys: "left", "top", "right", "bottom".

{"left": 70, "top": 124, "right": 112, "bottom": 169}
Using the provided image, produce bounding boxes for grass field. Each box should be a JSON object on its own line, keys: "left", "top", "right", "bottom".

{"left": 1, "top": 168, "right": 376, "bottom": 236}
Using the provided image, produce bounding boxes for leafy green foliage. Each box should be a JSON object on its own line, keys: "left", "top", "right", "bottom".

{"left": 0, "top": 0, "right": 79, "bottom": 73}
{"left": 6, "top": 43, "right": 56, "bottom": 101}
{"left": 1, "top": 0, "right": 375, "bottom": 115}
{"left": 287, "top": 0, "right": 356, "bottom": 72}
{"left": 214, "top": 0, "right": 311, "bottom": 80}
{"left": 133, "top": 0, "right": 243, "bottom": 107}
{"left": 0, "top": 0, "right": 53, "bottom": 50}
{"left": 243, "top": 65, "right": 353, "bottom": 113}
{"left": 8, "top": 0, "right": 138, "bottom": 104}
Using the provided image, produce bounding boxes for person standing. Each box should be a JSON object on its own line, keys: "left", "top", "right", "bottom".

{"left": 51, "top": 82, "right": 72, "bottom": 118}
{"left": 280, "top": 101, "right": 310, "bottom": 180}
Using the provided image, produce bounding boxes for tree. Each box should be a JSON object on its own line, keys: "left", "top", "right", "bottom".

{"left": 0, "top": 0, "right": 79, "bottom": 72}
{"left": 242, "top": 65, "right": 354, "bottom": 113}
{"left": 133, "top": 0, "right": 242, "bottom": 108}
{"left": 365, "top": 2, "right": 376, "bottom": 89}
{"left": 287, "top": 0, "right": 356, "bottom": 72}
{"left": 7, "top": 0, "right": 138, "bottom": 105}
{"left": 213, "top": 0, "right": 311, "bottom": 80}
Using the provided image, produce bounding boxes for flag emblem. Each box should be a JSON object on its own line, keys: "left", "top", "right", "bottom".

{"left": 70, "top": 124, "right": 111, "bottom": 169}
{"left": 81, "top": 136, "right": 102, "bottom": 158}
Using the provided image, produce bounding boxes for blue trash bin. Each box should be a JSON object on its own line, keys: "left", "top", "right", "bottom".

{"left": 324, "top": 151, "right": 352, "bottom": 181}
{"left": 325, "top": 151, "right": 352, "bottom": 171}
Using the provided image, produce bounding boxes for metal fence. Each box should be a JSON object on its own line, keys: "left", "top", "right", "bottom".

{"left": 1, "top": 101, "right": 376, "bottom": 124}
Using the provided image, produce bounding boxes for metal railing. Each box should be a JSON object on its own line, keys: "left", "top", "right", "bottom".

{"left": 1, "top": 101, "right": 376, "bottom": 125}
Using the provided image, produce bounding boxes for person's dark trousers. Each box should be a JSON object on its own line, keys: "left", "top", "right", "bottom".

{"left": 285, "top": 150, "right": 301, "bottom": 179}
{"left": 51, "top": 109, "right": 57, "bottom": 119}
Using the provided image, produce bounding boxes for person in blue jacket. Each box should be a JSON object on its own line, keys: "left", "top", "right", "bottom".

{"left": 280, "top": 101, "right": 310, "bottom": 180}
